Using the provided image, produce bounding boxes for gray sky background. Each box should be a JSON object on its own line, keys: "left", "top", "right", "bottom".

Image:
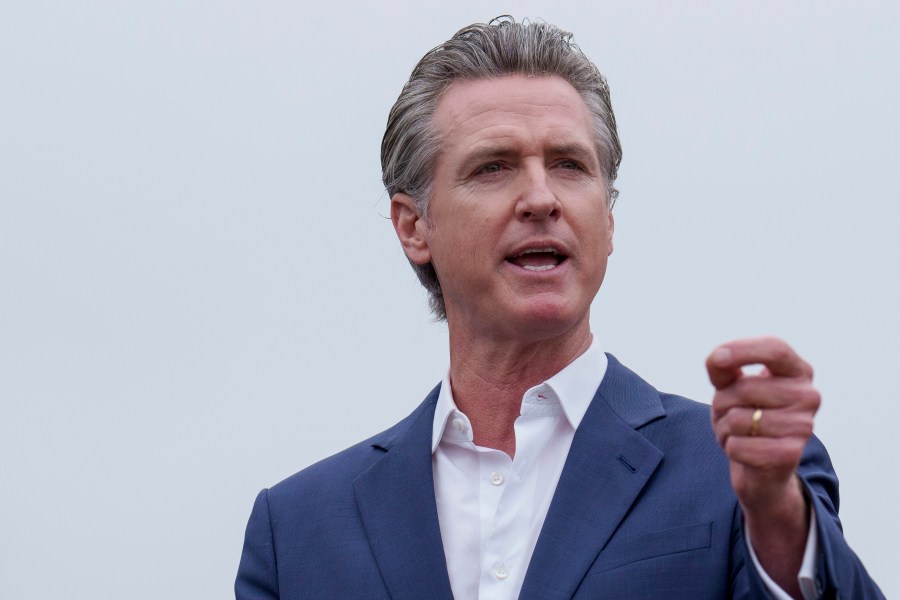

{"left": 2, "top": 1, "right": 898, "bottom": 598}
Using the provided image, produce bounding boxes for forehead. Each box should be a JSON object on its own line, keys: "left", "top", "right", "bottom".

{"left": 433, "top": 75, "right": 596, "bottom": 153}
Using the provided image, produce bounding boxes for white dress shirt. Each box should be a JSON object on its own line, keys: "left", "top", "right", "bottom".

{"left": 431, "top": 336, "right": 817, "bottom": 599}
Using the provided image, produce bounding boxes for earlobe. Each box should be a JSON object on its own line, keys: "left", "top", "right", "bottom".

{"left": 391, "top": 193, "right": 432, "bottom": 265}
{"left": 607, "top": 210, "right": 615, "bottom": 256}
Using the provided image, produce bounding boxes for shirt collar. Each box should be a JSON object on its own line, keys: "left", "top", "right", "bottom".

{"left": 431, "top": 335, "right": 608, "bottom": 452}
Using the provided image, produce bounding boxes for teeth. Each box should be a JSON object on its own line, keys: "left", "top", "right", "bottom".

{"left": 523, "top": 264, "right": 556, "bottom": 271}
{"left": 518, "top": 247, "right": 558, "bottom": 256}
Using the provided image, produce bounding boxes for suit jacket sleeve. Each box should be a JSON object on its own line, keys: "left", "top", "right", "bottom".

{"left": 743, "top": 434, "right": 885, "bottom": 599}
{"left": 236, "top": 489, "right": 280, "bottom": 600}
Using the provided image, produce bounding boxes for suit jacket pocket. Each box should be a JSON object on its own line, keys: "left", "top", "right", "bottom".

{"left": 587, "top": 521, "right": 712, "bottom": 574}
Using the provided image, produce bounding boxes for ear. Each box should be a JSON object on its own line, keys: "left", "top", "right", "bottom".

{"left": 391, "top": 193, "right": 432, "bottom": 265}
{"left": 607, "top": 209, "right": 615, "bottom": 256}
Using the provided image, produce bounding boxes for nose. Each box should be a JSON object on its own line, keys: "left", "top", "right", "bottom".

{"left": 515, "top": 167, "right": 560, "bottom": 221}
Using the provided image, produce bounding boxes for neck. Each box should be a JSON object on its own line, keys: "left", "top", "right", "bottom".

{"left": 446, "top": 320, "right": 592, "bottom": 458}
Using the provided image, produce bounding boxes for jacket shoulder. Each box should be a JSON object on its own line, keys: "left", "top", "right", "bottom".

{"left": 265, "top": 384, "right": 440, "bottom": 508}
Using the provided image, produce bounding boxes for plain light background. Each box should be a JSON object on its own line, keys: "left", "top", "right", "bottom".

{"left": 2, "top": 1, "right": 897, "bottom": 598}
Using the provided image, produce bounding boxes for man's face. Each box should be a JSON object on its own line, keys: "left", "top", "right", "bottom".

{"left": 395, "top": 75, "right": 614, "bottom": 342}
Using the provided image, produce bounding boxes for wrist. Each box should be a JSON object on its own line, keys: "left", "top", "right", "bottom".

{"left": 741, "top": 475, "right": 808, "bottom": 527}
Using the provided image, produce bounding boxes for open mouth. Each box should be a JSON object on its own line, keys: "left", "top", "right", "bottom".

{"left": 506, "top": 247, "right": 567, "bottom": 271}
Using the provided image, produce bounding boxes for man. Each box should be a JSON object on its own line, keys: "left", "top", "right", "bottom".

{"left": 236, "top": 17, "right": 883, "bottom": 599}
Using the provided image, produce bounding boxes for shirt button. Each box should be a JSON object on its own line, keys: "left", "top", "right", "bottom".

{"left": 493, "top": 563, "right": 509, "bottom": 580}
{"left": 490, "top": 471, "right": 504, "bottom": 486}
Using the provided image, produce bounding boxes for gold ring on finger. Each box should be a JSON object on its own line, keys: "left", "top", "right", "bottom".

{"left": 750, "top": 407, "right": 763, "bottom": 437}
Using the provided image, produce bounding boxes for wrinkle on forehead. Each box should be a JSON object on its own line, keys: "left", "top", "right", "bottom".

{"left": 435, "top": 75, "right": 595, "bottom": 141}
{"left": 432, "top": 75, "right": 600, "bottom": 179}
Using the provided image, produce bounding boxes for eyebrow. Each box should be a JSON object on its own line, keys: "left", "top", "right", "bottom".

{"left": 455, "top": 146, "right": 517, "bottom": 176}
{"left": 547, "top": 143, "right": 600, "bottom": 167}
{"left": 455, "top": 141, "right": 600, "bottom": 177}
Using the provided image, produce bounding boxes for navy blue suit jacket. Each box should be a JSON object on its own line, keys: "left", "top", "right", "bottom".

{"left": 236, "top": 355, "right": 883, "bottom": 599}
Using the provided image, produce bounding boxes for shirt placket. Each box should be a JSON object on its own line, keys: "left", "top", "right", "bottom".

{"left": 477, "top": 446, "right": 518, "bottom": 597}
{"left": 478, "top": 390, "right": 561, "bottom": 599}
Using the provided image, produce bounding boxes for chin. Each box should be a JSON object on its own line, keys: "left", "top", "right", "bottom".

{"left": 506, "top": 298, "right": 588, "bottom": 339}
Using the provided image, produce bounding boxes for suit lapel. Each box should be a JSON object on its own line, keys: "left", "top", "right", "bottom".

{"left": 520, "top": 355, "right": 667, "bottom": 600}
{"left": 353, "top": 387, "right": 454, "bottom": 600}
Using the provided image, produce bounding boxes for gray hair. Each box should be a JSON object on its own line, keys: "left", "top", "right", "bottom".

{"left": 381, "top": 16, "right": 622, "bottom": 320}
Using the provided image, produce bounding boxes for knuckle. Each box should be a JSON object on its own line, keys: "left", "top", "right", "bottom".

{"left": 760, "top": 335, "right": 781, "bottom": 347}
{"left": 715, "top": 411, "right": 732, "bottom": 435}
{"left": 771, "top": 343, "right": 791, "bottom": 363}
{"left": 767, "top": 447, "right": 794, "bottom": 470}
{"left": 798, "top": 386, "right": 821, "bottom": 409}
{"left": 809, "top": 389, "right": 822, "bottom": 409}
{"left": 779, "top": 439, "right": 806, "bottom": 464}
{"left": 710, "top": 401, "right": 726, "bottom": 421}
{"left": 723, "top": 436, "right": 741, "bottom": 457}
{"left": 715, "top": 430, "right": 728, "bottom": 448}
{"left": 798, "top": 420, "right": 814, "bottom": 438}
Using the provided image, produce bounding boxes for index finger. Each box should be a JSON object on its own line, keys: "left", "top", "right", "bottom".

{"left": 706, "top": 336, "right": 813, "bottom": 390}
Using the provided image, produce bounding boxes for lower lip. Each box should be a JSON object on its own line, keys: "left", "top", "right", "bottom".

{"left": 504, "top": 258, "right": 569, "bottom": 275}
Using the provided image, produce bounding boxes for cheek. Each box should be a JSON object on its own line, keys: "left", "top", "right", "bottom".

{"left": 433, "top": 234, "right": 484, "bottom": 282}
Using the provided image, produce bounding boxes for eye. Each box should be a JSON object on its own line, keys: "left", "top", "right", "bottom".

{"left": 558, "top": 159, "right": 583, "bottom": 170}
{"left": 478, "top": 162, "right": 503, "bottom": 175}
